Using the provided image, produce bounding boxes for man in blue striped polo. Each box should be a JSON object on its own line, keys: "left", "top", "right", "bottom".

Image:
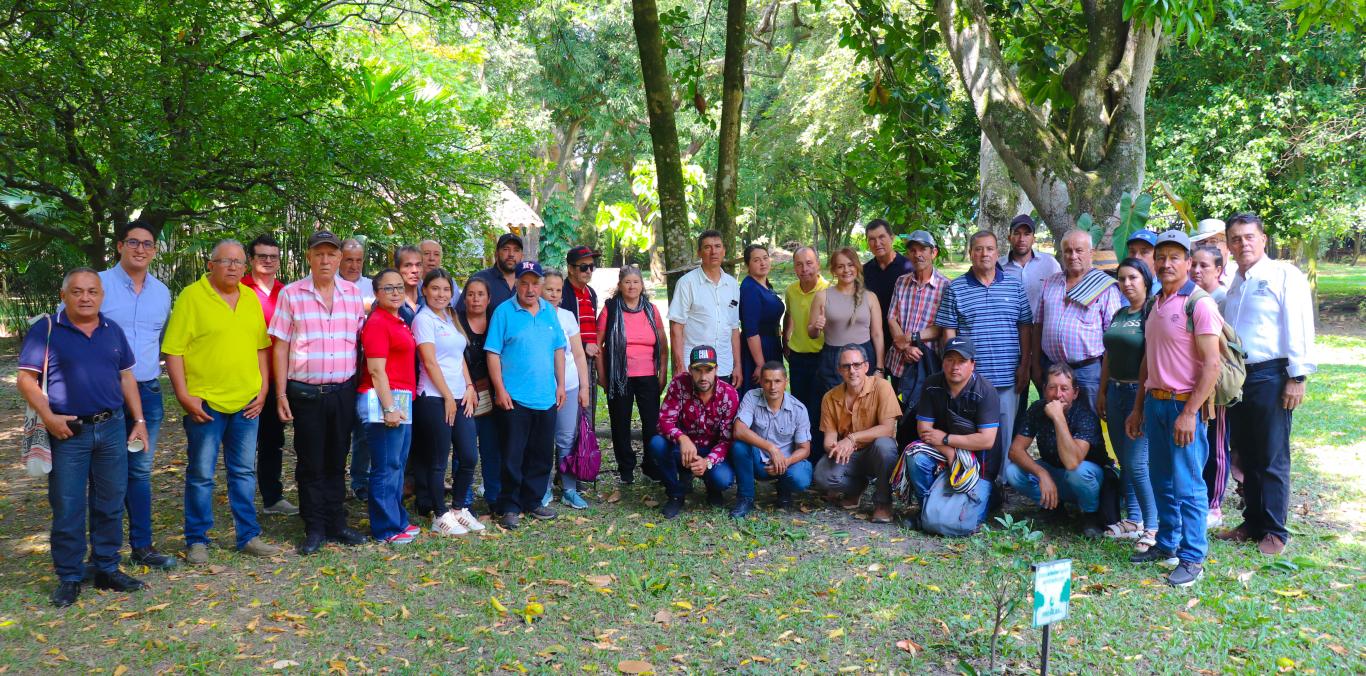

{"left": 933, "top": 231, "right": 1033, "bottom": 479}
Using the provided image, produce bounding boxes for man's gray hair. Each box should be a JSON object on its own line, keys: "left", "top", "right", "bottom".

{"left": 62, "top": 267, "right": 101, "bottom": 290}
{"left": 838, "top": 343, "right": 868, "bottom": 363}
{"left": 342, "top": 238, "right": 365, "bottom": 251}
{"left": 210, "top": 238, "right": 245, "bottom": 259}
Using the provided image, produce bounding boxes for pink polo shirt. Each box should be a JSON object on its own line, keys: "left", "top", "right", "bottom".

{"left": 1143, "top": 282, "right": 1221, "bottom": 394}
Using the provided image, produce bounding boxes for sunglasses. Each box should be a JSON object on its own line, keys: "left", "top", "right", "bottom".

{"left": 837, "top": 361, "right": 867, "bottom": 372}
{"left": 575, "top": 263, "right": 595, "bottom": 273}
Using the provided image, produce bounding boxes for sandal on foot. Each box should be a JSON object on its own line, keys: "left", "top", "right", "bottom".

{"left": 1134, "top": 530, "right": 1158, "bottom": 552}
{"left": 1103, "top": 520, "right": 1143, "bottom": 540}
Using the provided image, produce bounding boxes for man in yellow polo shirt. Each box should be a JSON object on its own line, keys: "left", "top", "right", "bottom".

{"left": 783, "top": 246, "right": 829, "bottom": 461}
{"left": 164, "top": 240, "right": 281, "bottom": 564}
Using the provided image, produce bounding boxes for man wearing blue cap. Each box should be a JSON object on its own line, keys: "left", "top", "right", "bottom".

{"left": 486, "top": 260, "right": 568, "bottom": 529}
{"left": 1126, "top": 230, "right": 1158, "bottom": 289}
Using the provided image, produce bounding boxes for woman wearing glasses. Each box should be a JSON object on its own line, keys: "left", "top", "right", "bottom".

{"left": 357, "top": 269, "right": 420, "bottom": 545}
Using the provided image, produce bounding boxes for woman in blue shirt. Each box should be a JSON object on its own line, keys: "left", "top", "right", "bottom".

{"left": 739, "top": 244, "right": 785, "bottom": 393}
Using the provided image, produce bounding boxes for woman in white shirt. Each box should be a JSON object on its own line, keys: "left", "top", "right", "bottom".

{"left": 540, "top": 269, "right": 593, "bottom": 509}
{"left": 412, "top": 268, "right": 485, "bottom": 535}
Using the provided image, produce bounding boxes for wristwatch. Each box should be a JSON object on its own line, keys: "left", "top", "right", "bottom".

{"left": 942, "top": 432, "right": 951, "bottom": 446}
{"left": 705, "top": 458, "right": 715, "bottom": 470}
{"left": 384, "top": 403, "right": 401, "bottom": 414}
{"left": 1291, "top": 375, "right": 1306, "bottom": 383}
{"left": 912, "top": 330, "right": 921, "bottom": 344}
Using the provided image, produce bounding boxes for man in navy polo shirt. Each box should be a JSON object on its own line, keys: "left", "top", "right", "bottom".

{"left": 486, "top": 260, "right": 567, "bottom": 530}
{"left": 934, "top": 231, "right": 1033, "bottom": 477}
{"left": 17, "top": 269, "right": 151, "bottom": 607}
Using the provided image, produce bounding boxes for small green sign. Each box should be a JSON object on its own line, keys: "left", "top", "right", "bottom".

{"left": 1032, "top": 559, "right": 1072, "bottom": 628}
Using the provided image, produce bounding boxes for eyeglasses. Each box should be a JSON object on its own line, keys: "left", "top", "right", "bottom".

{"left": 378, "top": 284, "right": 405, "bottom": 294}
{"left": 211, "top": 258, "right": 247, "bottom": 268}
{"left": 253, "top": 253, "right": 280, "bottom": 262}
{"left": 575, "top": 264, "right": 595, "bottom": 272}
{"left": 123, "top": 239, "right": 156, "bottom": 251}
{"left": 837, "top": 361, "right": 867, "bottom": 372}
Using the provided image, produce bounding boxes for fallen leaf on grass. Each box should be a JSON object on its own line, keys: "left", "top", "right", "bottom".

{"left": 671, "top": 601, "right": 693, "bottom": 610}
{"left": 827, "top": 628, "right": 845, "bottom": 639}
{"left": 1272, "top": 588, "right": 1305, "bottom": 598}
{"left": 585, "top": 575, "right": 614, "bottom": 587}
{"left": 113, "top": 667, "right": 129, "bottom": 676}
{"left": 895, "top": 639, "right": 921, "bottom": 656}
{"left": 643, "top": 497, "right": 659, "bottom": 507}
{"left": 652, "top": 610, "right": 674, "bottom": 625}
{"left": 617, "top": 660, "right": 654, "bottom": 674}
{"left": 1176, "top": 611, "right": 1197, "bottom": 622}
{"left": 606, "top": 490, "right": 622, "bottom": 504}
{"left": 271, "top": 660, "right": 299, "bottom": 670}
{"left": 1186, "top": 598, "right": 1200, "bottom": 609}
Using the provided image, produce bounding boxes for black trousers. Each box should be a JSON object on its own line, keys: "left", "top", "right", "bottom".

{"left": 787, "top": 351, "right": 825, "bottom": 464}
{"left": 1227, "top": 362, "right": 1293, "bottom": 541}
{"left": 497, "top": 403, "right": 557, "bottom": 515}
{"left": 287, "top": 380, "right": 356, "bottom": 536}
{"left": 606, "top": 375, "right": 662, "bottom": 481}
{"left": 256, "top": 389, "right": 287, "bottom": 506}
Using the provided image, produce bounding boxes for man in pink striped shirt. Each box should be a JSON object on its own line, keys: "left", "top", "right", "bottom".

{"left": 268, "top": 230, "right": 369, "bottom": 555}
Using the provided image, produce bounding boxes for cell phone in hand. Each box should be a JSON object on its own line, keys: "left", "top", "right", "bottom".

{"left": 64, "top": 420, "right": 84, "bottom": 438}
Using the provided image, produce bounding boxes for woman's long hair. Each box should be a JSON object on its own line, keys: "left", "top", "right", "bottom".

{"left": 829, "top": 247, "right": 865, "bottom": 325}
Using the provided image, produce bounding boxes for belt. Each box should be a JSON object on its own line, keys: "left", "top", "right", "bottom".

{"left": 1068, "top": 356, "right": 1101, "bottom": 369}
{"left": 1149, "top": 389, "right": 1191, "bottom": 402}
{"left": 75, "top": 410, "right": 116, "bottom": 424}
{"left": 288, "top": 378, "right": 356, "bottom": 394}
{"left": 1246, "top": 358, "right": 1288, "bottom": 373}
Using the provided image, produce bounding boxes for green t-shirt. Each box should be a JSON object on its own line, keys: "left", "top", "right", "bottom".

{"left": 1102, "top": 306, "right": 1145, "bottom": 382}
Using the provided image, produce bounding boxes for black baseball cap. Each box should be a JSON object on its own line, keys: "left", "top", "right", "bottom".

{"left": 307, "top": 230, "right": 343, "bottom": 250}
{"left": 1010, "top": 215, "right": 1036, "bottom": 232}
{"left": 689, "top": 345, "right": 718, "bottom": 368}
{"left": 567, "top": 245, "right": 599, "bottom": 264}
{"left": 496, "top": 233, "right": 524, "bottom": 250}
{"left": 944, "top": 336, "right": 976, "bottom": 361}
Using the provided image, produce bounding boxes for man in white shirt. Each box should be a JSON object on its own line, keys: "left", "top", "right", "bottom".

{"left": 668, "top": 229, "right": 742, "bottom": 388}
{"left": 1001, "top": 214, "right": 1061, "bottom": 317}
{"left": 1217, "top": 213, "right": 1315, "bottom": 556}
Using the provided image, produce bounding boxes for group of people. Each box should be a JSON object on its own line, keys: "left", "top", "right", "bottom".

{"left": 16, "top": 212, "right": 1314, "bottom": 607}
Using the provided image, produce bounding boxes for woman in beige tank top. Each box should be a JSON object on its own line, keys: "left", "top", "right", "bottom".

{"left": 808, "top": 247, "right": 884, "bottom": 390}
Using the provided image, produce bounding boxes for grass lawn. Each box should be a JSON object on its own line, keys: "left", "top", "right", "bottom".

{"left": 1314, "top": 262, "right": 1365, "bottom": 300}
{"left": 0, "top": 332, "right": 1362, "bottom": 674}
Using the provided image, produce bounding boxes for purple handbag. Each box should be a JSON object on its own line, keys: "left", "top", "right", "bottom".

{"left": 559, "top": 406, "right": 601, "bottom": 482}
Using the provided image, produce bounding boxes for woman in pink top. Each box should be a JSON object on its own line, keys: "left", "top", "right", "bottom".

{"left": 596, "top": 266, "right": 669, "bottom": 485}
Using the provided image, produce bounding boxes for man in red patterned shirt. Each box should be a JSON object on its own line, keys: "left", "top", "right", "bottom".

{"left": 648, "top": 345, "right": 740, "bottom": 519}
{"left": 562, "top": 245, "right": 600, "bottom": 421}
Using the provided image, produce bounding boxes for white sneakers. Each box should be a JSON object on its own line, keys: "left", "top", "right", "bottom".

{"left": 433, "top": 509, "right": 486, "bottom": 536}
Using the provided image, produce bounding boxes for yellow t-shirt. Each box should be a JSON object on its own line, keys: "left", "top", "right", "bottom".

{"left": 162, "top": 275, "right": 271, "bottom": 413}
{"left": 784, "top": 275, "right": 829, "bottom": 354}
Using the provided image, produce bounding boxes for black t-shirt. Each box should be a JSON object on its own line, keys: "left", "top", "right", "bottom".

{"left": 1016, "top": 400, "right": 1109, "bottom": 468}
{"left": 916, "top": 372, "right": 1002, "bottom": 479}
{"left": 863, "top": 253, "right": 914, "bottom": 360}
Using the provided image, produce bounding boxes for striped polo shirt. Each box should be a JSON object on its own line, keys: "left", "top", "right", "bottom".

{"left": 267, "top": 275, "right": 366, "bottom": 385}
{"left": 933, "top": 267, "right": 1032, "bottom": 389}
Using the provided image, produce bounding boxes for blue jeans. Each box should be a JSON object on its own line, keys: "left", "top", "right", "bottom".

{"left": 1106, "top": 381, "right": 1157, "bottom": 530}
{"left": 646, "top": 436, "right": 735, "bottom": 499}
{"left": 361, "top": 403, "right": 414, "bottom": 540}
{"left": 51, "top": 413, "right": 127, "bottom": 582}
{"left": 350, "top": 415, "right": 371, "bottom": 494}
{"left": 1004, "top": 460, "right": 1104, "bottom": 512}
{"left": 730, "top": 440, "right": 812, "bottom": 500}
{"left": 119, "top": 380, "right": 163, "bottom": 549}
{"left": 1145, "top": 395, "right": 1209, "bottom": 564}
{"left": 183, "top": 406, "right": 262, "bottom": 549}
{"left": 546, "top": 388, "right": 581, "bottom": 501}
{"left": 476, "top": 415, "right": 502, "bottom": 507}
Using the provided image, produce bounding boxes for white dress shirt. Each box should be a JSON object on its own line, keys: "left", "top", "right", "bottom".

{"left": 1223, "top": 255, "right": 1316, "bottom": 378}
{"left": 667, "top": 266, "right": 741, "bottom": 376}
{"left": 1002, "top": 249, "right": 1062, "bottom": 318}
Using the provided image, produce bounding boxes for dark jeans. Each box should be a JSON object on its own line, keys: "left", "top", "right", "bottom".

{"left": 497, "top": 403, "right": 557, "bottom": 515}
{"left": 362, "top": 417, "right": 413, "bottom": 541}
{"left": 184, "top": 405, "right": 261, "bottom": 549}
{"left": 606, "top": 375, "right": 662, "bottom": 481}
{"left": 119, "top": 380, "right": 163, "bottom": 550}
{"left": 646, "top": 436, "right": 735, "bottom": 499}
{"left": 412, "top": 395, "right": 479, "bottom": 514}
{"left": 1227, "top": 362, "right": 1293, "bottom": 541}
{"left": 286, "top": 380, "right": 356, "bottom": 536}
{"left": 786, "top": 351, "right": 824, "bottom": 463}
{"left": 53, "top": 413, "right": 127, "bottom": 582}
{"left": 256, "top": 388, "right": 287, "bottom": 506}
{"left": 475, "top": 415, "right": 502, "bottom": 508}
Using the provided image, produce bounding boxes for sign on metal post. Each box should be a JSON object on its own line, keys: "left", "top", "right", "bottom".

{"left": 1031, "top": 558, "right": 1072, "bottom": 627}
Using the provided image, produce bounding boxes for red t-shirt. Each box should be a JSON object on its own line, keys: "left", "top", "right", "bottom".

{"left": 574, "top": 283, "right": 597, "bottom": 344}
{"left": 358, "top": 309, "right": 417, "bottom": 393}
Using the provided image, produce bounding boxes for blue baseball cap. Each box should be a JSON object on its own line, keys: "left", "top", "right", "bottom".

{"left": 516, "top": 260, "right": 544, "bottom": 278}
{"left": 944, "top": 335, "right": 976, "bottom": 361}
{"left": 1127, "top": 229, "right": 1158, "bottom": 247}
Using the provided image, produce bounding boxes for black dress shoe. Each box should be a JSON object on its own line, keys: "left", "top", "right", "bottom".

{"left": 92, "top": 569, "right": 146, "bottom": 593}
{"left": 706, "top": 489, "right": 725, "bottom": 507}
{"left": 299, "top": 532, "right": 326, "bottom": 556}
{"left": 50, "top": 581, "right": 82, "bottom": 608}
{"left": 729, "top": 498, "right": 755, "bottom": 519}
{"left": 131, "top": 547, "right": 179, "bottom": 570}
{"left": 661, "top": 497, "right": 684, "bottom": 519}
{"left": 327, "top": 527, "right": 367, "bottom": 546}
{"left": 775, "top": 490, "right": 795, "bottom": 511}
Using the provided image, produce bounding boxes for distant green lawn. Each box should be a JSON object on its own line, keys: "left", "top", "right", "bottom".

{"left": 1316, "top": 262, "right": 1366, "bottom": 299}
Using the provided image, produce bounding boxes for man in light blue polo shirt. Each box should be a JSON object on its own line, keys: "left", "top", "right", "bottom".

{"left": 729, "top": 361, "right": 813, "bottom": 518}
{"left": 935, "top": 231, "right": 1033, "bottom": 479}
{"left": 486, "top": 260, "right": 567, "bottom": 530}
{"left": 98, "top": 221, "right": 176, "bottom": 571}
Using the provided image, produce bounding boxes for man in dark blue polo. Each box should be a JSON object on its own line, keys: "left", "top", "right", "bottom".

{"left": 17, "top": 268, "right": 151, "bottom": 607}
{"left": 455, "top": 233, "right": 523, "bottom": 313}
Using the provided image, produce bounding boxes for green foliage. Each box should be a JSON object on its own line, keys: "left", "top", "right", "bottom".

{"left": 1076, "top": 213, "right": 1102, "bottom": 249}
{"left": 1112, "top": 191, "right": 1155, "bottom": 249}
{"left": 539, "top": 194, "right": 579, "bottom": 269}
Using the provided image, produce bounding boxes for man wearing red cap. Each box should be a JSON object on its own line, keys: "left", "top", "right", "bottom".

{"left": 562, "top": 245, "right": 601, "bottom": 422}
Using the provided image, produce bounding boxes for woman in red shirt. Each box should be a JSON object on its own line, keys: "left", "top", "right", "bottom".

{"left": 358, "top": 269, "right": 419, "bottom": 545}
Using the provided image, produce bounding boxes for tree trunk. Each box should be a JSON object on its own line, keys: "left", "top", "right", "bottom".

{"left": 936, "top": 0, "right": 1159, "bottom": 248}
{"left": 976, "top": 131, "right": 1028, "bottom": 244}
{"left": 631, "top": 0, "right": 694, "bottom": 294}
{"left": 712, "top": 0, "right": 748, "bottom": 258}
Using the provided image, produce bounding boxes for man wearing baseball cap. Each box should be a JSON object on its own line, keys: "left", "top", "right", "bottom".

{"left": 908, "top": 336, "right": 1000, "bottom": 536}
{"left": 269, "top": 229, "right": 369, "bottom": 554}
{"left": 1125, "top": 229, "right": 1221, "bottom": 587}
{"left": 886, "top": 230, "right": 949, "bottom": 410}
{"left": 648, "top": 344, "right": 741, "bottom": 518}
{"left": 1125, "top": 229, "right": 1159, "bottom": 280}
{"left": 485, "top": 260, "right": 567, "bottom": 529}
{"left": 456, "top": 232, "right": 524, "bottom": 313}
{"left": 1002, "top": 215, "right": 1061, "bottom": 316}
{"left": 562, "top": 245, "right": 601, "bottom": 423}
